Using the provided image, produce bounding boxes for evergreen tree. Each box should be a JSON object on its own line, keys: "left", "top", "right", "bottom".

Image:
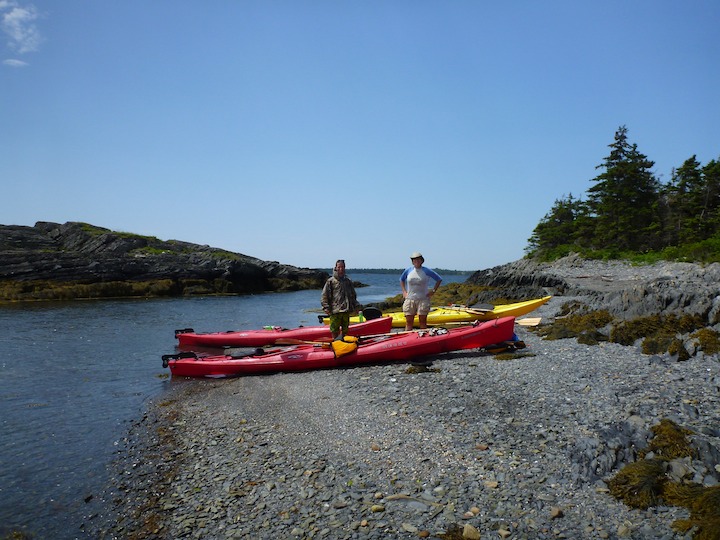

{"left": 586, "top": 126, "right": 661, "bottom": 251}
{"left": 700, "top": 158, "right": 720, "bottom": 237}
{"left": 525, "top": 126, "right": 718, "bottom": 262}
{"left": 665, "top": 155, "right": 704, "bottom": 244}
{"left": 527, "top": 194, "right": 584, "bottom": 256}
{"left": 663, "top": 156, "right": 720, "bottom": 245}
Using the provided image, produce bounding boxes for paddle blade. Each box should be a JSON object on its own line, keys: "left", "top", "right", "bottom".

{"left": 517, "top": 317, "right": 542, "bottom": 327}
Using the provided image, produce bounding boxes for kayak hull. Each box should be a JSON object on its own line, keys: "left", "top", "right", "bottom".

{"left": 165, "top": 316, "right": 516, "bottom": 378}
{"left": 176, "top": 316, "right": 393, "bottom": 347}
{"left": 323, "top": 296, "right": 552, "bottom": 328}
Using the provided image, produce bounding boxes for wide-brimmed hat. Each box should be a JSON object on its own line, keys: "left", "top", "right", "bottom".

{"left": 410, "top": 252, "right": 423, "bottom": 260}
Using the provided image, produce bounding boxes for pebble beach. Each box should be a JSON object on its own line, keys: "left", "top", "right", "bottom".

{"left": 91, "top": 291, "right": 720, "bottom": 540}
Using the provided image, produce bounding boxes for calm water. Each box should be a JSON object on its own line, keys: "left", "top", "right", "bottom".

{"left": 0, "top": 272, "right": 466, "bottom": 538}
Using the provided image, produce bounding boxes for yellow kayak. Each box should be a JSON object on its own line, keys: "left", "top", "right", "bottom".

{"left": 322, "top": 296, "right": 552, "bottom": 328}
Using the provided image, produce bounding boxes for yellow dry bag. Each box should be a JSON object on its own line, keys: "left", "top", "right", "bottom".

{"left": 331, "top": 335, "right": 358, "bottom": 358}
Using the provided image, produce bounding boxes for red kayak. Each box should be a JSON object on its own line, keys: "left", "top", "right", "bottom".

{"left": 175, "top": 316, "right": 393, "bottom": 348}
{"left": 163, "top": 316, "right": 515, "bottom": 378}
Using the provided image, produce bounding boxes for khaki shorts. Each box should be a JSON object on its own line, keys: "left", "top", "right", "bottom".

{"left": 403, "top": 297, "right": 431, "bottom": 317}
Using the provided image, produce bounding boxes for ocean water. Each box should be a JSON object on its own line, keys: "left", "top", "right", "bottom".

{"left": 0, "top": 272, "right": 467, "bottom": 538}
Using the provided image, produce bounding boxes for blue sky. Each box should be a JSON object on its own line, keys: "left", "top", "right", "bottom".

{"left": 2, "top": 1, "right": 719, "bottom": 271}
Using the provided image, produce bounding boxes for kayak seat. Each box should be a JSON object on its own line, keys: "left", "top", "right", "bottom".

{"left": 362, "top": 306, "right": 383, "bottom": 320}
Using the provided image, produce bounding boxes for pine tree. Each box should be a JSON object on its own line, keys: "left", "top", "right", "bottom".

{"left": 663, "top": 156, "right": 720, "bottom": 245}
{"left": 665, "top": 155, "right": 704, "bottom": 244}
{"left": 527, "top": 194, "right": 585, "bottom": 256}
{"left": 586, "top": 126, "right": 661, "bottom": 251}
{"left": 700, "top": 158, "right": 720, "bottom": 238}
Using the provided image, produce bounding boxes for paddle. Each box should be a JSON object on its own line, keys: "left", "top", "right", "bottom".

{"left": 354, "top": 329, "right": 419, "bottom": 342}
{"left": 276, "top": 331, "right": 409, "bottom": 348}
{"left": 316, "top": 305, "right": 384, "bottom": 324}
{"left": 274, "top": 338, "right": 332, "bottom": 347}
{"left": 517, "top": 317, "right": 542, "bottom": 327}
{"left": 445, "top": 303, "right": 494, "bottom": 314}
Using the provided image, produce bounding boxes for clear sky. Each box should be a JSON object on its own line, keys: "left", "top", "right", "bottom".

{"left": 2, "top": 1, "right": 719, "bottom": 271}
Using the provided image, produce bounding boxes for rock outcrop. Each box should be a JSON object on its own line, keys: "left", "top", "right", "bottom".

{"left": 0, "top": 221, "right": 328, "bottom": 301}
{"left": 469, "top": 253, "right": 720, "bottom": 324}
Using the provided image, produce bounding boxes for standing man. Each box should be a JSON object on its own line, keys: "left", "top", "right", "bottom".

{"left": 321, "top": 259, "right": 361, "bottom": 339}
{"left": 400, "top": 252, "right": 443, "bottom": 331}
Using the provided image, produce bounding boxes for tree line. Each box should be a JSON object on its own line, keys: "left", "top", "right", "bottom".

{"left": 527, "top": 126, "right": 720, "bottom": 263}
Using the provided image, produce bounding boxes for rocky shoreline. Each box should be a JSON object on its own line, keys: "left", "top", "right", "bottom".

{"left": 0, "top": 222, "right": 327, "bottom": 301}
{"left": 468, "top": 255, "right": 720, "bottom": 323}
{"left": 89, "top": 258, "right": 720, "bottom": 540}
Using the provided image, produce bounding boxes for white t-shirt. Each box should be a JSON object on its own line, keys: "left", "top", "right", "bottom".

{"left": 400, "top": 266, "right": 442, "bottom": 300}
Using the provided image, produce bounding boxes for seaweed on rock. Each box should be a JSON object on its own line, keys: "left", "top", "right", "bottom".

{"left": 666, "top": 485, "right": 720, "bottom": 540}
{"left": 534, "top": 301, "right": 718, "bottom": 358}
{"left": 607, "top": 458, "right": 667, "bottom": 509}
{"left": 639, "top": 419, "right": 697, "bottom": 461}
{"left": 608, "top": 419, "right": 720, "bottom": 539}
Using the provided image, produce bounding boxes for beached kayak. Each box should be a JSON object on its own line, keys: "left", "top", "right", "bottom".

{"left": 163, "top": 316, "right": 516, "bottom": 378}
{"left": 321, "top": 296, "right": 552, "bottom": 328}
{"left": 175, "top": 316, "right": 393, "bottom": 348}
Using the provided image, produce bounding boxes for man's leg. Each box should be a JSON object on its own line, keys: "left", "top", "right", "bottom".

{"left": 339, "top": 313, "right": 351, "bottom": 338}
{"left": 329, "top": 314, "right": 341, "bottom": 339}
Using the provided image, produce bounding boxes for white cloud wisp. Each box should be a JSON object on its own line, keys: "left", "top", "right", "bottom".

{"left": 1, "top": 0, "right": 41, "bottom": 66}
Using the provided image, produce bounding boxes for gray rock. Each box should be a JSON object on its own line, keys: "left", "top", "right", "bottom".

{"left": 469, "top": 254, "right": 720, "bottom": 322}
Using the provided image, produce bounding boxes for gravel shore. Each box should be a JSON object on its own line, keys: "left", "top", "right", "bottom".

{"left": 91, "top": 266, "right": 720, "bottom": 540}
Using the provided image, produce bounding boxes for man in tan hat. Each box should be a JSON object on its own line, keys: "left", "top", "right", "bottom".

{"left": 400, "top": 252, "right": 443, "bottom": 330}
